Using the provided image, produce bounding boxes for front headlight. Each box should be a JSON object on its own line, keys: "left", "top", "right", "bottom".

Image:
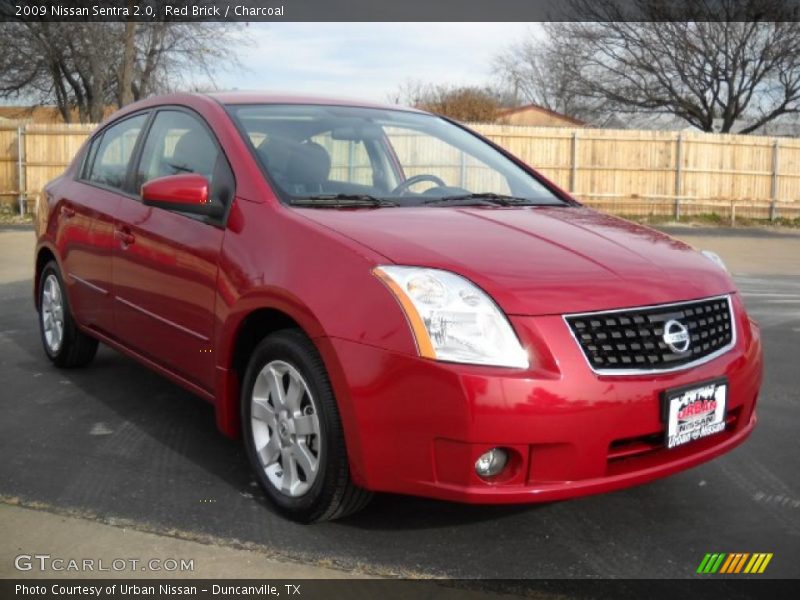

{"left": 373, "top": 266, "right": 529, "bottom": 368}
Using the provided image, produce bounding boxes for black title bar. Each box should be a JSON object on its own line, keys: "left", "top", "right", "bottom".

{"left": 2, "top": 0, "right": 800, "bottom": 22}
{"left": 3, "top": 579, "right": 800, "bottom": 600}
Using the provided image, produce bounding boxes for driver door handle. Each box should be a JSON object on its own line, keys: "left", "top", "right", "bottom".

{"left": 115, "top": 227, "right": 135, "bottom": 247}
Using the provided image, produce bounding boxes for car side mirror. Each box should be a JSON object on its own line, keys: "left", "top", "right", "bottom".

{"left": 141, "top": 174, "right": 224, "bottom": 219}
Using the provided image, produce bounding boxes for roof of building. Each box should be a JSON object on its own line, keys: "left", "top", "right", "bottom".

{"left": 494, "top": 103, "right": 586, "bottom": 126}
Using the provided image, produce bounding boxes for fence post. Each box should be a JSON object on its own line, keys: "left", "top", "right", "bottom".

{"left": 347, "top": 140, "right": 355, "bottom": 182}
{"left": 674, "top": 132, "right": 683, "bottom": 220}
{"left": 16, "top": 125, "right": 26, "bottom": 216}
{"left": 570, "top": 130, "right": 579, "bottom": 193}
{"left": 770, "top": 138, "right": 780, "bottom": 221}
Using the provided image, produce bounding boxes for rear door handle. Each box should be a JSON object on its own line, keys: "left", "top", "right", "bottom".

{"left": 115, "top": 227, "right": 135, "bottom": 246}
{"left": 61, "top": 205, "right": 75, "bottom": 218}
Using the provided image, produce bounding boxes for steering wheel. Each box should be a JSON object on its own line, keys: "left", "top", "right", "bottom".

{"left": 391, "top": 174, "right": 447, "bottom": 196}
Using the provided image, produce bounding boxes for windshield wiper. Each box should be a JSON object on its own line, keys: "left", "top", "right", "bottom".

{"left": 290, "top": 194, "right": 398, "bottom": 208}
{"left": 423, "top": 193, "right": 542, "bottom": 207}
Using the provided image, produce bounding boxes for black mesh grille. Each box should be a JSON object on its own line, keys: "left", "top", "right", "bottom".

{"left": 566, "top": 296, "right": 733, "bottom": 372}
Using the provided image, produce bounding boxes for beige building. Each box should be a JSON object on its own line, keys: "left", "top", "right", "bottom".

{"left": 495, "top": 104, "right": 585, "bottom": 127}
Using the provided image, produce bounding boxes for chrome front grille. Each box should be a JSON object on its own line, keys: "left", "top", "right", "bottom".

{"left": 565, "top": 295, "right": 735, "bottom": 374}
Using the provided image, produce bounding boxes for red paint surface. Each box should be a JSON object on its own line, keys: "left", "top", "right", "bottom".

{"left": 141, "top": 173, "right": 209, "bottom": 206}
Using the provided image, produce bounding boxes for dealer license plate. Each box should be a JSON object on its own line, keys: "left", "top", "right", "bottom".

{"left": 663, "top": 378, "right": 728, "bottom": 449}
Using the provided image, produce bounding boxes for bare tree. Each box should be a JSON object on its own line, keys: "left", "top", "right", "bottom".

{"left": 498, "top": 0, "right": 800, "bottom": 133}
{"left": 0, "top": 12, "right": 248, "bottom": 123}
{"left": 390, "top": 81, "right": 505, "bottom": 122}
{"left": 493, "top": 34, "right": 607, "bottom": 121}
{"left": 119, "top": 11, "right": 137, "bottom": 107}
{"left": 0, "top": 22, "right": 117, "bottom": 122}
{"left": 121, "top": 22, "right": 247, "bottom": 104}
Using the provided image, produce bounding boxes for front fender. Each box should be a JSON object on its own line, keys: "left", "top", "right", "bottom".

{"left": 211, "top": 288, "right": 371, "bottom": 485}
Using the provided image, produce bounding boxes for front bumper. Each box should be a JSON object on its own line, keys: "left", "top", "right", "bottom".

{"left": 322, "top": 294, "right": 763, "bottom": 504}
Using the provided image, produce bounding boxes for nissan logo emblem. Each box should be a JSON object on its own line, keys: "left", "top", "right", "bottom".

{"left": 663, "top": 319, "right": 691, "bottom": 353}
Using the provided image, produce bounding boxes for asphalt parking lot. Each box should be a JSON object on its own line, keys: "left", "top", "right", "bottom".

{"left": 0, "top": 224, "right": 798, "bottom": 580}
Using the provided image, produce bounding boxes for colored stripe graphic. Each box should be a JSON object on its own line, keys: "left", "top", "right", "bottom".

{"left": 734, "top": 553, "right": 750, "bottom": 573}
{"left": 698, "top": 553, "right": 727, "bottom": 573}
{"left": 701, "top": 553, "right": 774, "bottom": 574}
{"left": 725, "top": 553, "right": 748, "bottom": 573}
{"left": 710, "top": 553, "right": 726, "bottom": 573}
{"left": 697, "top": 554, "right": 713, "bottom": 573}
{"left": 758, "top": 553, "right": 773, "bottom": 573}
{"left": 719, "top": 553, "right": 736, "bottom": 573}
{"left": 744, "top": 554, "right": 760, "bottom": 574}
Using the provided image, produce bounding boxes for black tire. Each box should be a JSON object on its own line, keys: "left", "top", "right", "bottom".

{"left": 241, "top": 329, "right": 372, "bottom": 522}
{"left": 38, "top": 261, "right": 98, "bottom": 368}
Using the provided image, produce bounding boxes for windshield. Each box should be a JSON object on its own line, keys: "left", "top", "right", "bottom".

{"left": 226, "top": 104, "right": 568, "bottom": 208}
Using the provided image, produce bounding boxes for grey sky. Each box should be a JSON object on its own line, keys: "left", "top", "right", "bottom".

{"left": 216, "top": 23, "right": 541, "bottom": 102}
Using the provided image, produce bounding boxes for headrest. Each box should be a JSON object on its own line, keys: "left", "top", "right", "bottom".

{"left": 257, "top": 138, "right": 331, "bottom": 188}
{"left": 171, "top": 130, "right": 217, "bottom": 179}
{"left": 287, "top": 142, "right": 331, "bottom": 185}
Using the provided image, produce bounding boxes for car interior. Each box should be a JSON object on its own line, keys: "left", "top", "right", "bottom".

{"left": 249, "top": 120, "right": 396, "bottom": 198}
{"left": 162, "top": 129, "right": 219, "bottom": 182}
{"left": 257, "top": 138, "right": 333, "bottom": 195}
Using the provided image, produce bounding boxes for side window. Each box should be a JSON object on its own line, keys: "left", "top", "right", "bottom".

{"left": 136, "top": 110, "right": 220, "bottom": 189}
{"left": 85, "top": 114, "right": 148, "bottom": 190}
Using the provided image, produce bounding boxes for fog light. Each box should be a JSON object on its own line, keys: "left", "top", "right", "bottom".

{"left": 475, "top": 448, "right": 508, "bottom": 478}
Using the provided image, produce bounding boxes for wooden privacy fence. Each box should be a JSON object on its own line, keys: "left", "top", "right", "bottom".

{"left": 2, "top": 121, "right": 800, "bottom": 221}
{"left": 469, "top": 124, "right": 800, "bottom": 221}
{"left": 1, "top": 123, "right": 94, "bottom": 213}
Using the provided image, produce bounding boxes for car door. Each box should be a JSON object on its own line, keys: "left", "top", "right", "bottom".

{"left": 112, "top": 108, "right": 232, "bottom": 392}
{"left": 57, "top": 113, "right": 148, "bottom": 334}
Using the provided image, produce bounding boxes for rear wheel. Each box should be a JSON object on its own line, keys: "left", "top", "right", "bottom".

{"left": 241, "top": 329, "right": 372, "bottom": 522}
{"left": 38, "top": 261, "right": 98, "bottom": 368}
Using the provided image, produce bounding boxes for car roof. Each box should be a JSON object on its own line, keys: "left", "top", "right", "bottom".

{"left": 205, "top": 91, "right": 425, "bottom": 114}
{"left": 101, "top": 91, "right": 430, "bottom": 134}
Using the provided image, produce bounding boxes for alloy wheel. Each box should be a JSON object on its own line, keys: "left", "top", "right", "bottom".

{"left": 41, "top": 274, "right": 65, "bottom": 353}
{"left": 250, "top": 360, "right": 321, "bottom": 497}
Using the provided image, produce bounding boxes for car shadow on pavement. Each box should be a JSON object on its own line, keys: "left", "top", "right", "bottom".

{"left": 2, "top": 278, "right": 543, "bottom": 531}
{"left": 1, "top": 280, "right": 253, "bottom": 499}
{"left": 339, "top": 493, "right": 546, "bottom": 531}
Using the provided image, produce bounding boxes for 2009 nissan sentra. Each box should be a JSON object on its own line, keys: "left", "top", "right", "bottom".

{"left": 34, "top": 93, "right": 763, "bottom": 522}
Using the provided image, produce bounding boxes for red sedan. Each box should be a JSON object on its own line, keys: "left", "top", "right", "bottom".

{"left": 34, "top": 93, "right": 763, "bottom": 522}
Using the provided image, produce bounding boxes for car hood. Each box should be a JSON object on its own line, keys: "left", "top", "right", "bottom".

{"left": 297, "top": 205, "right": 735, "bottom": 316}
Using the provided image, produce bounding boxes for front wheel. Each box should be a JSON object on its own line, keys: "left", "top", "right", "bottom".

{"left": 38, "top": 261, "right": 98, "bottom": 368}
{"left": 241, "top": 329, "right": 372, "bottom": 522}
